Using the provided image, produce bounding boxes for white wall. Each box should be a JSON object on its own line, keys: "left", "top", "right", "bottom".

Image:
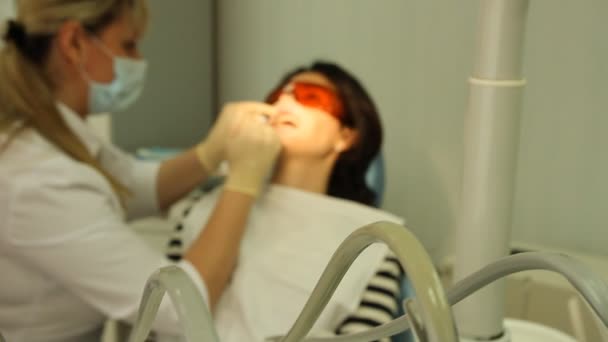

{"left": 114, "top": 0, "right": 215, "bottom": 151}
{"left": 0, "top": 0, "right": 15, "bottom": 50}
{"left": 512, "top": 0, "right": 608, "bottom": 254}
{"left": 0, "top": 0, "right": 13, "bottom": 17}
{"left": 217, "top": 0, "right": 608, "bottom": 260}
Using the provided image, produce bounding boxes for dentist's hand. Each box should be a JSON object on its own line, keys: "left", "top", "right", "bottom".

{"left": 223, "top": 114, "right": 281, "bottom": 197}
{"left": 195, "top": 102, "right": 277, "bottom": 174}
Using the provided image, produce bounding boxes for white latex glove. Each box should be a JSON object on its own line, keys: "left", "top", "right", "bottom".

{"left": 195, "top": 102, "right": 276, "bottom": 174}
{"left": 223, "top": 112, "right": 281, "bottom": 197}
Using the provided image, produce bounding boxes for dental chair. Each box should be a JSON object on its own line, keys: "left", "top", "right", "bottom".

{"left": 365, "top": 155, "right": 385, "bottom": 208}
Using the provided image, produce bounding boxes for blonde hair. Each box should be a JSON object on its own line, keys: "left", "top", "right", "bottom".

{"left": 0, "top": 0, "right": 149, "bottom": 204}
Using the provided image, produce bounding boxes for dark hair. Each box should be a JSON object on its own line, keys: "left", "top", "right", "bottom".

{"left": 266, "top": 61, "right": 383, "bottom": 206}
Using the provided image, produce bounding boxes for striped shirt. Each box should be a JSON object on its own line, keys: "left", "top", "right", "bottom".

{"left": 335, "top": 254, "right": 404, "bottom": 342}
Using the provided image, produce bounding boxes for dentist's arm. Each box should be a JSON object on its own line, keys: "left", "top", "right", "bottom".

{"left": 155, "top": 102, "right": 277, "bottom": 211}
{"left": 156, "top": 149, "right": 209, "bottom": 211}
{"left": 184, "top": 114, "right": 281, "bottom": 309}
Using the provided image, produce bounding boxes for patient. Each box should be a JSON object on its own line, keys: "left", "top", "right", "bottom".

{"left": 167, "top": 62, "right": 404, "bottom": 342}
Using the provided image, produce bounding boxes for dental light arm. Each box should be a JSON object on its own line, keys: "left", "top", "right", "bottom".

{"left": 128, "top": 266, "right": 219, "bottom": 342}
{"left": 300, "top": 252, "right": 608, "bottom": 342}
{"left": 273, "top": 221, "right": 458, "bottom": 342}
{"left": 449, "top": 252, "right": 608, "bottom": 326}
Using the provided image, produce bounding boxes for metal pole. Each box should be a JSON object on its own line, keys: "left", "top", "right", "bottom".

{"left": 452, "top": 0, "right": 530, "bottom": 340}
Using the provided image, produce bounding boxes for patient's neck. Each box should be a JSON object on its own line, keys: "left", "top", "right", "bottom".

{"left": 272, "top": 156, "right": 335, "bottom": 194}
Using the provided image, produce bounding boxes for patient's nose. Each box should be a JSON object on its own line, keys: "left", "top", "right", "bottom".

{"left": 273, "top": 94, "right": 298, "bottom": 112}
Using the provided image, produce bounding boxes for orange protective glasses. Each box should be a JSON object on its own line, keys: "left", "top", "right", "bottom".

{"left": 267, "top": 82, "right": 344, "bottom": 119}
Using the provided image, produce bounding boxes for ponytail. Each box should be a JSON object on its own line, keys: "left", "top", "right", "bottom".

{"left": 0, "top": 0, "right": 149, "bottom": 203}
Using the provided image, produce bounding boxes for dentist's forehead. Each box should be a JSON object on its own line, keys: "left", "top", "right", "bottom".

{"left": 289, "top": 72, "right": 336, "bottom": 92}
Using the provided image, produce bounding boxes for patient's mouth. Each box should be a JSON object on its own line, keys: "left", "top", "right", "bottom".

{"left": 272, "top": 114, "right": 297, "bottom": 127}
{"left": 278, "top": 120, "right": 296, "bottom": 127}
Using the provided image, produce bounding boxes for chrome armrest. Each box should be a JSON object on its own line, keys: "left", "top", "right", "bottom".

{"left": 448, "top": 252, "right": 608, "bottom": 328}
{"left": 272, "top": 221, "right": 458, "bottom": 342}
{"left": 128, "top": 266, "right": 219, "bottom": 342}
{"left": 303, "top": 252, "right": 608, "bottom": 342}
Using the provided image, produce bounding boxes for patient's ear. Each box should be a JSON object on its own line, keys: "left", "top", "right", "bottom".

{"left": 335, "top": 127, "right": 359, "bottom": 153}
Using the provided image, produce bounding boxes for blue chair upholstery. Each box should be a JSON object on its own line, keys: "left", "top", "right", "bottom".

{"left": 365, "top": 154, "right": 386, "bottom": 208}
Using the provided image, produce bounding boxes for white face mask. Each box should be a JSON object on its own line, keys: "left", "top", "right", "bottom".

{"left": 82, "top": 38, "right": 148, "bottom": 114}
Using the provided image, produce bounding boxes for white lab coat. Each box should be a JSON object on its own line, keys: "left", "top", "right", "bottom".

{"left": 0, "top": 104, "right": 208, "bottom": 342}
{"left": 171, "top": 185, "right": 404, "bottom": 342}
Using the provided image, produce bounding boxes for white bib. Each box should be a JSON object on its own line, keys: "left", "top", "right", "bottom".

{"left": 173, "top": 185, "right": 404, "bottom": 342}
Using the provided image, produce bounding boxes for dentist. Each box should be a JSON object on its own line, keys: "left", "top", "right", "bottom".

{"left": 0, "top": 1, "right": 280, "bottom": 341}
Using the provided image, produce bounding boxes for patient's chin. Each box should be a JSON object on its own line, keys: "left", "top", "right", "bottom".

{"left": 275, "top": 129, "right": 337, "bottom": 159}
{"left": 278, "top": 143, "right": 337, "bottom": 162}
{"left": 274, "top": 126, "right": 300, "bottom": 142}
